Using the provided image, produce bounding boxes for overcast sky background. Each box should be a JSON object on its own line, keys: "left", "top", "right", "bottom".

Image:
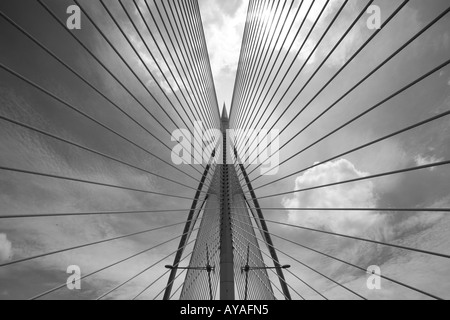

{"left": 1, "top": 0, "right": 450, "bottom": 300}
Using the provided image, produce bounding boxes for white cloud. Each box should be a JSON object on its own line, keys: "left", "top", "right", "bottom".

{"left": 281, "top": 159, "right": 449, "bottom": 299}
{"left": 201, "top": 0, "right": 248, "bottom": 76}
{"left": 281, "top": 158, "right": 446, "bottom": 238}
{"left": 303, "top": 0, "right": 330, "bottom": 23}
{"left": 0, "top": 234, "right": 12, "bottom": 263}
{"left": 282, "top": 159, "right": 385, "bottom": 236}
{"left": 198, "top": 0, "right": 249, "bottom": 107}
{"left": 414, "top": 154, "right": 444, "bottom": 171}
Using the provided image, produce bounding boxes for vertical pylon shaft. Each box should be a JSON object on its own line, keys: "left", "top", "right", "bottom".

{"left": 220, "top": 109, "right": 235, "bottom": 300}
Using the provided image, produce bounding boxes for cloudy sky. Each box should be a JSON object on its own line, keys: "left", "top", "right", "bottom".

{"left": 1, "top": 0, "right": 450, "bottom": 300}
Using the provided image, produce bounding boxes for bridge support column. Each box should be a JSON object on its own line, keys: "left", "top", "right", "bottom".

{"left": 220, "top": 127, "right": 235, "bottom": 300}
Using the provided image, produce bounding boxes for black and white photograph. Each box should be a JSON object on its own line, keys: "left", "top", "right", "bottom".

{"left": 0, "top": 0, "right": 449, "bottom": 305}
